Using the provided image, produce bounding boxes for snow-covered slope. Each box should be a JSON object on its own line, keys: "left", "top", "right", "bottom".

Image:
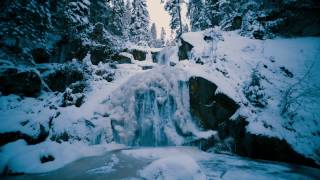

{"left": 180, "top": 29, "right": 320, "bottom": 163}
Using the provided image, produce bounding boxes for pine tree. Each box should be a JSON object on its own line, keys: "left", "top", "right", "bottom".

{"left": 123, "top": 0, "right": 132, "bottom": 40}
{"left": 130, "top": 0, "right": 150, "bottom": 44}
{"left": 151, "top": 23, "right": 157, "bottom": 40}
{"left": 188, "top": 0, "right": 210, "bottom": 31}
{"left": 90, "top": 0, "right": 112, "bottom": 25}
{"left": 110, "top": 0, "right": 126, "bottom": 36}
{"left": 162, "top": 0, "right": 183, "bottom": 38}
{"left": 160, "top": 27, "right": 166, "bottom": 41}
{"left": 160, "top": 27, "right": 166, "bottom": 47}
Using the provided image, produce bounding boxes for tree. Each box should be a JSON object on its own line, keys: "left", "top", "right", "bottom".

{"left": 162, "top": 0, "right": 183, "bottom": 38}
{"left": 130, "top": 0, "right": 150, "bottom": 44}
{"left": 281, "top": 62, "right": 320, "bottom": 116}
{"left": 151, "top": 23, "right": 157, "bottom": 40}
{"left": 123, "top": 0, "right": 132, "bottom": 40}
{"left": 150, "top": 23, "right": 158, "bottom": 47}
{"left": 160, "top": 27, "right": 166, "bottom": 44}
{"left": 187, "top": 0, "right": 210, "bottom": 31}
{"left": 110, "top": 0, "right": 126, "bottom": 36}
{"left": 90, "top": 0, "right": 112, "bottom": 25}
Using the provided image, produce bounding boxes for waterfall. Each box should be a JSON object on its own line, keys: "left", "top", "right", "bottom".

{"left": 105, "top": 67, "right": 212, "bottom": 147}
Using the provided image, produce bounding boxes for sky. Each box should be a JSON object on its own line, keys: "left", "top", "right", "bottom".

{"left": 146, "top": 0, "right": 189, "bottom": 39}
{"left": 146, "top": 0, "right": 171, "bottom": 39}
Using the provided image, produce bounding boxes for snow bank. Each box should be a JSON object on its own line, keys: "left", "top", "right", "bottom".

{"left": 0, "top": 140, "right": 123, "bottom": 174}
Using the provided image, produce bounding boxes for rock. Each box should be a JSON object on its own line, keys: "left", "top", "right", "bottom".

{"left": 40, "top": 155, "right": 55, "bottom": 164}
{"left": 61, "top": 88, "right": 85, "bottom": 107}
{"left": 228, "top": 16, "right": 242, "bottom": 31}
{"left": 0, "top": 68, "right": 42, "bottom": 97}
{"left": 178, "top": 38, "right": 193, "bottom": 60}
{"left": 129, "top": 49, "right": 147, "bottom": 61}
{"left": 90, "top": 45, "right": 113, "bottom": 65}
{"left": 141, "top": 65, "right": 153, "bottom": 70}
{"left": 31, "top": 48, "right": 50, "bottom": 64}
{"left": 44, "top": 65, "right": 84, "bottom": 92}
{"left": 189, "top": 76, "right": 239, "bottom": 130}
{"left": 280, "top": 66, "right": 294, "bottom": 78}
{"left": 112, "top": 53, "right": 132, "bottom": 64}
{"left": 0, "top": 124, "right": 49, "bottom": 146}
{"left": 50, "top": 131, "right": 69, "bottom": 143}
{"left": 218, "top": 117, "right": 319, "bottom": 168}
{"left": 151, "top": 51, "right": 160, "bottom": 63}
{"left": 188, "top": 76, "right": 318, "bottom": 167}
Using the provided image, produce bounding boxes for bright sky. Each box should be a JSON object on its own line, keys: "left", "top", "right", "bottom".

{"left": 146, "top": 0, "right": 189, "bottom": 40}
{"left": 146, "top": 0, "right": 171, "bottom": 39}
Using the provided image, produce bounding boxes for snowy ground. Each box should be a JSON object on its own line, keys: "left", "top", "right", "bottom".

{"left": 1, "top": 30, "right": 320, "bottom": 175}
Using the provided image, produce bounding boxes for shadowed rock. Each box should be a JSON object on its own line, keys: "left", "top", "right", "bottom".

{"left": 189, "top": 76, "right": 239, "bottom": 130}
{"left": 178, "top": 38, "right": 193, "bottom": 60}
{"left": 0, "top": 68, "right": 41, "bottom": 97}
{"left": 0, "top": 125, "right": 49, "bottom": 147}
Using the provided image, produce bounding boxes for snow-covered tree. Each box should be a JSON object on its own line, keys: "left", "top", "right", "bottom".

{"left": 160, "top": 27, "right": 166, "bottom": 44}
{"left": 151, "top": 23, "right": 157, "bottom": 40}
{"left": 162, "top": 0, "right": 183, "bottom": 38}
{"left": 109, "top": 0, "right": 126, "bottom": 36}
{"left": 130, "top": 0, "right": 150, "bottom": 44}
{"left": 150, "top": 23, "right": 158, "bottom": 47}
{"left": 90, "top": 0, "right": 112, "bottom": 25}
{"left": 123, "top": 0, "right": 133, "bottom": 40}
{"left": 187, "top": 0, "right": 210, "bottom": 31}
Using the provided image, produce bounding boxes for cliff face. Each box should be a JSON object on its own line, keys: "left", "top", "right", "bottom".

{"left": 0, "top": 0, "right": 121, "bottom": 65}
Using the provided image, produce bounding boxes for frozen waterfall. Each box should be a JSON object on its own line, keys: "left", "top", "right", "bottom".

{"left": 103, "top": 66, "right": 214, "bottom": 146}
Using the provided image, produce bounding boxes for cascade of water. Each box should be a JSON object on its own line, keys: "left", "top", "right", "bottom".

{"left": 107, "top": 67, "right": 210, "bottom": 147}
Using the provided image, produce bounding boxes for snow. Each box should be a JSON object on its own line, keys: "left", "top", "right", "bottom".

{"left": 180, "top": 29, "right": 320, "bottom": 163}
{"left": 0, "top": 140, "right": 124, "bottom": 174}
{"left": 139, "top": 155, "right": 206, "bottom": 180}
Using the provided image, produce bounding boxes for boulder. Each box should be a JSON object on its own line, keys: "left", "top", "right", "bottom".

{"left": 90, "top": 45, "right": 112, "bottom": 65}
{"left": 0, "top": 68, "right": 42, "bottom": 97}
{"left": 44, "top": 66, "right": 84, "bottom": 92}
{"left": 218, "top": 117, "right": 319, "bottom": 168}
{"left": 189, "top": 76, "right": 239, "bottom": 130}
{"left": 112, "top": 53, "right": 132, "bottom": 64}
{"left": 178, "top": 38, "right": 193, "bottom": 60}
{"left": 130, "top": 49, "right": 147, "bottom": 61}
